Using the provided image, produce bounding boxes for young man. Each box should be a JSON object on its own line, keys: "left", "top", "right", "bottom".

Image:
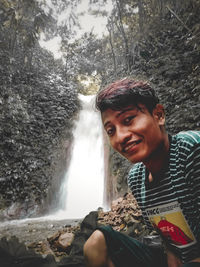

{"left": 83, "top": 78, "right": 200, "bottom": 267}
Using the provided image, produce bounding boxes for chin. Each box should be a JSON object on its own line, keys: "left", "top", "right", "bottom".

{"left": 129, "top": 158, "right": 143, "bottom": 164}
{"left": 127, "top": 152, "right": 150, "bottom": 164}
{"left": 122, "top": 155, "right": 142, "bottom": 164}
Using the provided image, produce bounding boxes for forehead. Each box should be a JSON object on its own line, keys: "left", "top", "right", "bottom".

{"left": 101, "top": 104, "right": 145, "bottom": 125}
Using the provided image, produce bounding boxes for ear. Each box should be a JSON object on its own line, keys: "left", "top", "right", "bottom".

{"left": 153, "top": 104, "right": 165, "bottom": 126}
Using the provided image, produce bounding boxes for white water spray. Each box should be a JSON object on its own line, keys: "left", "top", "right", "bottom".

{"left": 55, "top": 94, "right": 104, "bottom": 219}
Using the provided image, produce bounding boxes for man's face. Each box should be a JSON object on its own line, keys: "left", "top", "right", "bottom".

{"left": 102, "top": 104, "right": 165, "bottom": 164}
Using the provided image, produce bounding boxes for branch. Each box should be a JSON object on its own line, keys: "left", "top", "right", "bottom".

{"left": 166, "top": 5, "right": 192, "bottom": 33}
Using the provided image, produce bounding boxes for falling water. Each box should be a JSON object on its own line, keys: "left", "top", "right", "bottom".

{"left": 55, "top": 94, "right": 104, "bottom": 219}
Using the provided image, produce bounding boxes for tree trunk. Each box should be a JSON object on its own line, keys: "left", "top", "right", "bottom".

{"left": 115, "top": 0, "right": 131, "bottom": 72}
{"left": 107, "top": 23, "right": 117, "bottom": 74}
{"left": 137, "top": 0, "right": 145, "bottom": 32}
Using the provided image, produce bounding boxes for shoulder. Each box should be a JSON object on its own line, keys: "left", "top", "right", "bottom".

{"left": 172, "top": 131, "right": 200, "bottom": 164}
{"left": 173, "top": 130, "right": 200, "bottom": 151}
{"left": 175, "top": 130, "right": 200, "bottom": 145}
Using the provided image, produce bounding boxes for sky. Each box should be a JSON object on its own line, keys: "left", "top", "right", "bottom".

{"left": 39, "top": 0, "right": 113, "bottom": 59}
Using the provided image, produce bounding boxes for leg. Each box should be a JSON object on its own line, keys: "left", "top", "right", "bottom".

{"left": 97, "top": 226, "right": 167, "bottom": 267}
{"left": 84, "top": 226, "right": 167, "bottom": 267}
{"left": 83, "top": 230, "right": 115, "bottom": 267}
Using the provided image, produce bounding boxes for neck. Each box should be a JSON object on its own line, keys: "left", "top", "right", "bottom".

{"left": 144, "top": 133, "right": 170, "bottom": 180}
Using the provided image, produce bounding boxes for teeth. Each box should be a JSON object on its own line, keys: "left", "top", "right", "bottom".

{"left": 124, "top": 141, "right": 138, "bottom": 152}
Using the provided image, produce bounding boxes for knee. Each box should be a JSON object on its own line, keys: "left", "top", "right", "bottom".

{"left": 83, "top": 230, "right": 107, "bottom": 266}
{"left": 84, "top": 229, "right": 106, "bottom": 254}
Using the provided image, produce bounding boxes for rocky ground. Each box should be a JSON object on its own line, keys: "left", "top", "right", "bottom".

{"left": 0, "top": 218, "right": 81, "bottom": 246}
{"left": 0, "top": 193, "right": 159, "bottom": 266}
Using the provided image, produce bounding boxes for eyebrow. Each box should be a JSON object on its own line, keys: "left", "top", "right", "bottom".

{"left": 116, "top": 107, "right": 135, "bottom": 118}
{"left": 104, "top": 121, "right": 111, "bottom": 128}
{"left": 103, "top": 107, "right": 136, "bottom": 128}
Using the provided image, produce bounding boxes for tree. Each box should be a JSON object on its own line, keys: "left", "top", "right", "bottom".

{"left": 0, "top": 0, "right": 55, "bottom": 72}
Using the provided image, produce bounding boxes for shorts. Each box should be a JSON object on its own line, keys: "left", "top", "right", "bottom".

{"left": 97, "top": 225, "right": 200, "bottom": 267}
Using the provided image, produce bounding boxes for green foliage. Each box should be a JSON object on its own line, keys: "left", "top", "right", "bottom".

{"left": 62, "top": 32, "right": 106, "bottom": 80}
{"left": 0, "top": 0, "right": 80, "bottom": 215}
{"left": 92, "top": 0, "right": 200, "bottom": 81}
{"left": 0, "top": 0, "right": 54, "bottom": 51}
{"left": 0, "top": 0, "right": 57, "bottom": 77}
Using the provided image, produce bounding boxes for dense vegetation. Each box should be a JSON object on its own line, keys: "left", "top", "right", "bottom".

{"left": 88, "top": 0, "right": 200, "bottom": 204}
{"left": 0, "top": 0, "right": 81, "bottom": 218}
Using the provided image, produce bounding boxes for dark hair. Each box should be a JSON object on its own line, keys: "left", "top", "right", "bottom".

{"left": 96, "top": 78, "right": 159, "bottom": 113}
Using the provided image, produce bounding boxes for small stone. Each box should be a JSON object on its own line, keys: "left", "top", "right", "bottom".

{"left": 119, "top": 224, "right": 126, "bottom": 230}
{"left": 56, "top": 232, "right": 74, "bottom": 251}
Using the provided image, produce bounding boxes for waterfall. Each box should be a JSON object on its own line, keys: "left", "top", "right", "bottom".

{"left": 55, "top": 94, "right": 105, "bottom": 219}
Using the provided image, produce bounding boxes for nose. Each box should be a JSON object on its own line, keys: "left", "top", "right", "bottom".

{"left": 115, "top": 126, "right": 132, "bottom": 146}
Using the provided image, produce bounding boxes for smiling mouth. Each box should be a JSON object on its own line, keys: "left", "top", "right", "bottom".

{"left": 122, "top": 140, "right": 142, "bottom": 153}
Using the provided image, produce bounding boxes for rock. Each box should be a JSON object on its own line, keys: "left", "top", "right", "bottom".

{"left": 80, "top": 211, "right": 98, "bottom": 234}
{"left": 70, "top": 211, "right": 99, "bottom": 256}
{"left": 98, "top": 193, "right": 143, "bottom": 233}
{"left": 28, "top": 240, "right": 55, "bottom": 257}
{"left": 58, "top": 255, "right": 85, "bottom": 267}
{"left": 56, "top": 232, "right": 74, "bottom": 251}
{"left": 0, "top": 236, "right": 57, "bottom": 267}
{"left": 23, "top": 196, "right": 157, "bottom": 265}
{"left": 47, "top": 232, "right": 60, "bottom": 244}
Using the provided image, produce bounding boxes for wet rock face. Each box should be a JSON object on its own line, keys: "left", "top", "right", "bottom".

{"left": 0, "top": 75, "right": 80, "bottom": 219}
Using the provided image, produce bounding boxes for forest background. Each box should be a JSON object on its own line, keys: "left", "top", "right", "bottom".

{"left": 0, "top": 0, "right": 200, "bottom": 219}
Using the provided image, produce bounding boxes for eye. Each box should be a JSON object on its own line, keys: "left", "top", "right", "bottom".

{"left": 106, "top": 127, "right": 115, "bottom": 137}
{"left": 124, "top": 116, "right": 135, "bottom": 125}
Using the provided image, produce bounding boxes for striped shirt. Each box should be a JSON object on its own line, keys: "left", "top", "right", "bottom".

{"left": 128, "top": 131, "right": 200, "bottom": 263}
